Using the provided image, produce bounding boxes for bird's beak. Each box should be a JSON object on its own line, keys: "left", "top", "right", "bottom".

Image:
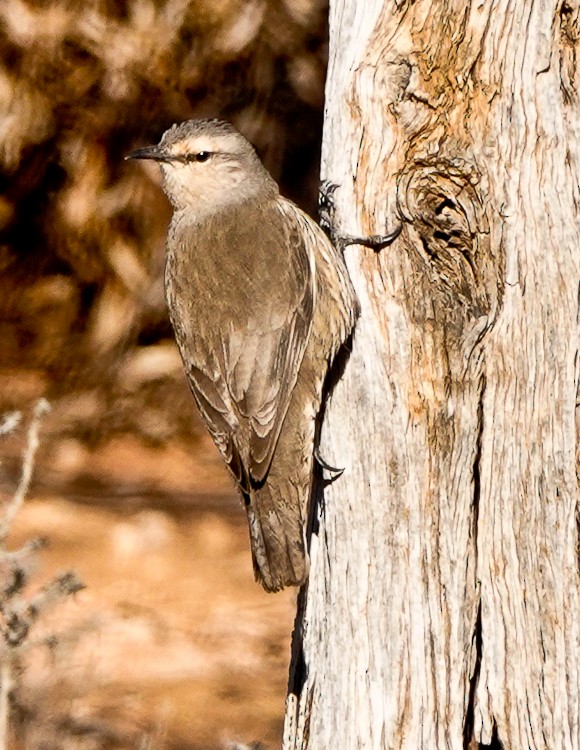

{"left": 125, "top": 145, "right": 171, "bottom": 162}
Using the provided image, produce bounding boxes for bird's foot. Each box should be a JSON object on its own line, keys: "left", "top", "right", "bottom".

{"left": 314, "top": 447, "right": 345, "bottom": 479}
{"left": 318, "top": 180, "right": 339, "bottom": 238}
{"left": 337, "top": 224, "right": 403, "bottom": 252}
{"left": 318, "top": 181, "right": 403, "bottom": 252}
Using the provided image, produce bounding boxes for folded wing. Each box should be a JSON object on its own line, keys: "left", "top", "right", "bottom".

{"left": 172, "top": 199, "right": 317, "bottom": 490}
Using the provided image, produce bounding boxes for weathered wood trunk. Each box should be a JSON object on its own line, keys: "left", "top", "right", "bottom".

{"left": 283, "top": 1, "right": 580, "bottom": 747}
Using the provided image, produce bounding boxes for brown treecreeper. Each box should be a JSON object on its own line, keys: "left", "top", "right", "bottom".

{"left": 128, "top": 119, "right": 358, "bottom": 592}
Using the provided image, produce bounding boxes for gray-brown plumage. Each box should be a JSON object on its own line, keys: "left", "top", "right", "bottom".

{"left": 128, "top": 119, "right": 358, "bottom": 592}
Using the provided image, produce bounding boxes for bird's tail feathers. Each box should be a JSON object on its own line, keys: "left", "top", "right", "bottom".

{"left": 245, "top": 484, "right": 309, "bottom": 593}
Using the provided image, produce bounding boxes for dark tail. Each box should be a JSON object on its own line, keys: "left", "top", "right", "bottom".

{"left": 244, "top": 482, "right": 309, "bottom": 593}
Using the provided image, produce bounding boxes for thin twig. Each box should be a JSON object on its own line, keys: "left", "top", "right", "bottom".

{"left": 0, "top": 660, "right": 12, "bottom": 750}
{"left": 0, "top": 399, "right": 50, "bottom": 542}
{"left": 2, "top": 573, "right": 85, "bottom": 648}
{"left": 0, "top": 414, "right": 21, "bottom": 438}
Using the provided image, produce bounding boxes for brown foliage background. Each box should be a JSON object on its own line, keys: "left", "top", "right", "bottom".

{"left": 0, "top": 1, "right": 328, "bottom": 747}
{"left": 0, "top": 0, "right": 327, "bottom": 446}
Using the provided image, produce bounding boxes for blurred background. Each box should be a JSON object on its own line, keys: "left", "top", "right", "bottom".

{"left": 0, "top": 0, "right": 329, "bottom": 746}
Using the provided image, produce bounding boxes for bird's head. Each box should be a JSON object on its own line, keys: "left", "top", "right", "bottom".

{"left": 127, "top": 119, "right": 277, "bottom": 213}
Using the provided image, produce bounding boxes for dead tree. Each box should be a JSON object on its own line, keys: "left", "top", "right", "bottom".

{"left": 284, "top": 1, "right": 580, "bottom": 747}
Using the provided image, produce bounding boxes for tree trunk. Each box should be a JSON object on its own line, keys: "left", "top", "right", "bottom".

{"left": 283, "top": 1, "right": 580, "bottom": 748}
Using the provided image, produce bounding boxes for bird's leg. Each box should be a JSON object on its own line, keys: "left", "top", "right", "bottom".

{"left": 318, "top": 180, "right": 403, "bottom": 252}
{"left": 314, "top": 447, "right": 344, "bottom": 479}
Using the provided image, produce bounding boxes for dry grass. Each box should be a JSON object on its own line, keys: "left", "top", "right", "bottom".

{"left": 0, "top": 403, "right": 86, "bottom": 748}
{"left": 0, "top": 405, "right": 295, "bottom": 750}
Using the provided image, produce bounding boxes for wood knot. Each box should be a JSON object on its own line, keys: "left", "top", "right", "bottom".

{"left": 396, "top": 159, "right": 501, "bottom": 323}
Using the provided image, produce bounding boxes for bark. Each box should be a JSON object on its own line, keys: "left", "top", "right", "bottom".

{"left": 283, "top": 1, "right": 580, "bottom": 748}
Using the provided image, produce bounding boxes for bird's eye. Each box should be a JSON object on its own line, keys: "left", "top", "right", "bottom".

{"left": 183, "top": 152, "right": 211, "bottom": 164}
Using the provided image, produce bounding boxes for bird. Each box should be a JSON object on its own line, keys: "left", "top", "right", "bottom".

{"left": 127, "top": 119, "right": 358, "bottom": 592}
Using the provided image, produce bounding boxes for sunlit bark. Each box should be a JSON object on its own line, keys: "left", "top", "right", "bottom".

{"left": 284, "top": 1, "right": 580, "bottom": 747}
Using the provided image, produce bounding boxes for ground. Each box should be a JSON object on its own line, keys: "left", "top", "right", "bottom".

{"left": 2, "top": 427, "right": 296, "bottom": 749}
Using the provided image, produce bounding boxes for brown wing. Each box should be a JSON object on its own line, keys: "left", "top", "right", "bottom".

{"left": 167, "top": 197, "right": 317, "bottom": 489}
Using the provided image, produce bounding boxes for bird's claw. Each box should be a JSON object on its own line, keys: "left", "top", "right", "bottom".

{"left": 318, "top": 181, "right": 403, "bottom": 252}
{"left": 337, "top": 222, "right": 403, "bottom": 252}
{"left": 314, "top": 447, "right": 345, "bottom": 479}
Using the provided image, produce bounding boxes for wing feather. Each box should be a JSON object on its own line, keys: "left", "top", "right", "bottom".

{"left": 166, "top": 197, "right": 318, "bottom": 489}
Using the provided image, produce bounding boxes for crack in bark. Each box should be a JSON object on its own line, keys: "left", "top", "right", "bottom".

{"left": 559, "top": 0, "right": 579, "bottom": 103}
{"left": 463, "top": 602, "right": 482, "bottom": 750}
{"left": 288, "top": 587, "right": 308, "bottom": 698}
{"left": 575, "top": 281, "right": 580, "bottom": 574}
{"left": 472, "top": 373, "right": 485, "bottom": 570}
{"left": 463, "top": 373, "right": 486, "bottom": 749}
{"left": 481, "top": 723, "right": 505, "bottom": 749}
